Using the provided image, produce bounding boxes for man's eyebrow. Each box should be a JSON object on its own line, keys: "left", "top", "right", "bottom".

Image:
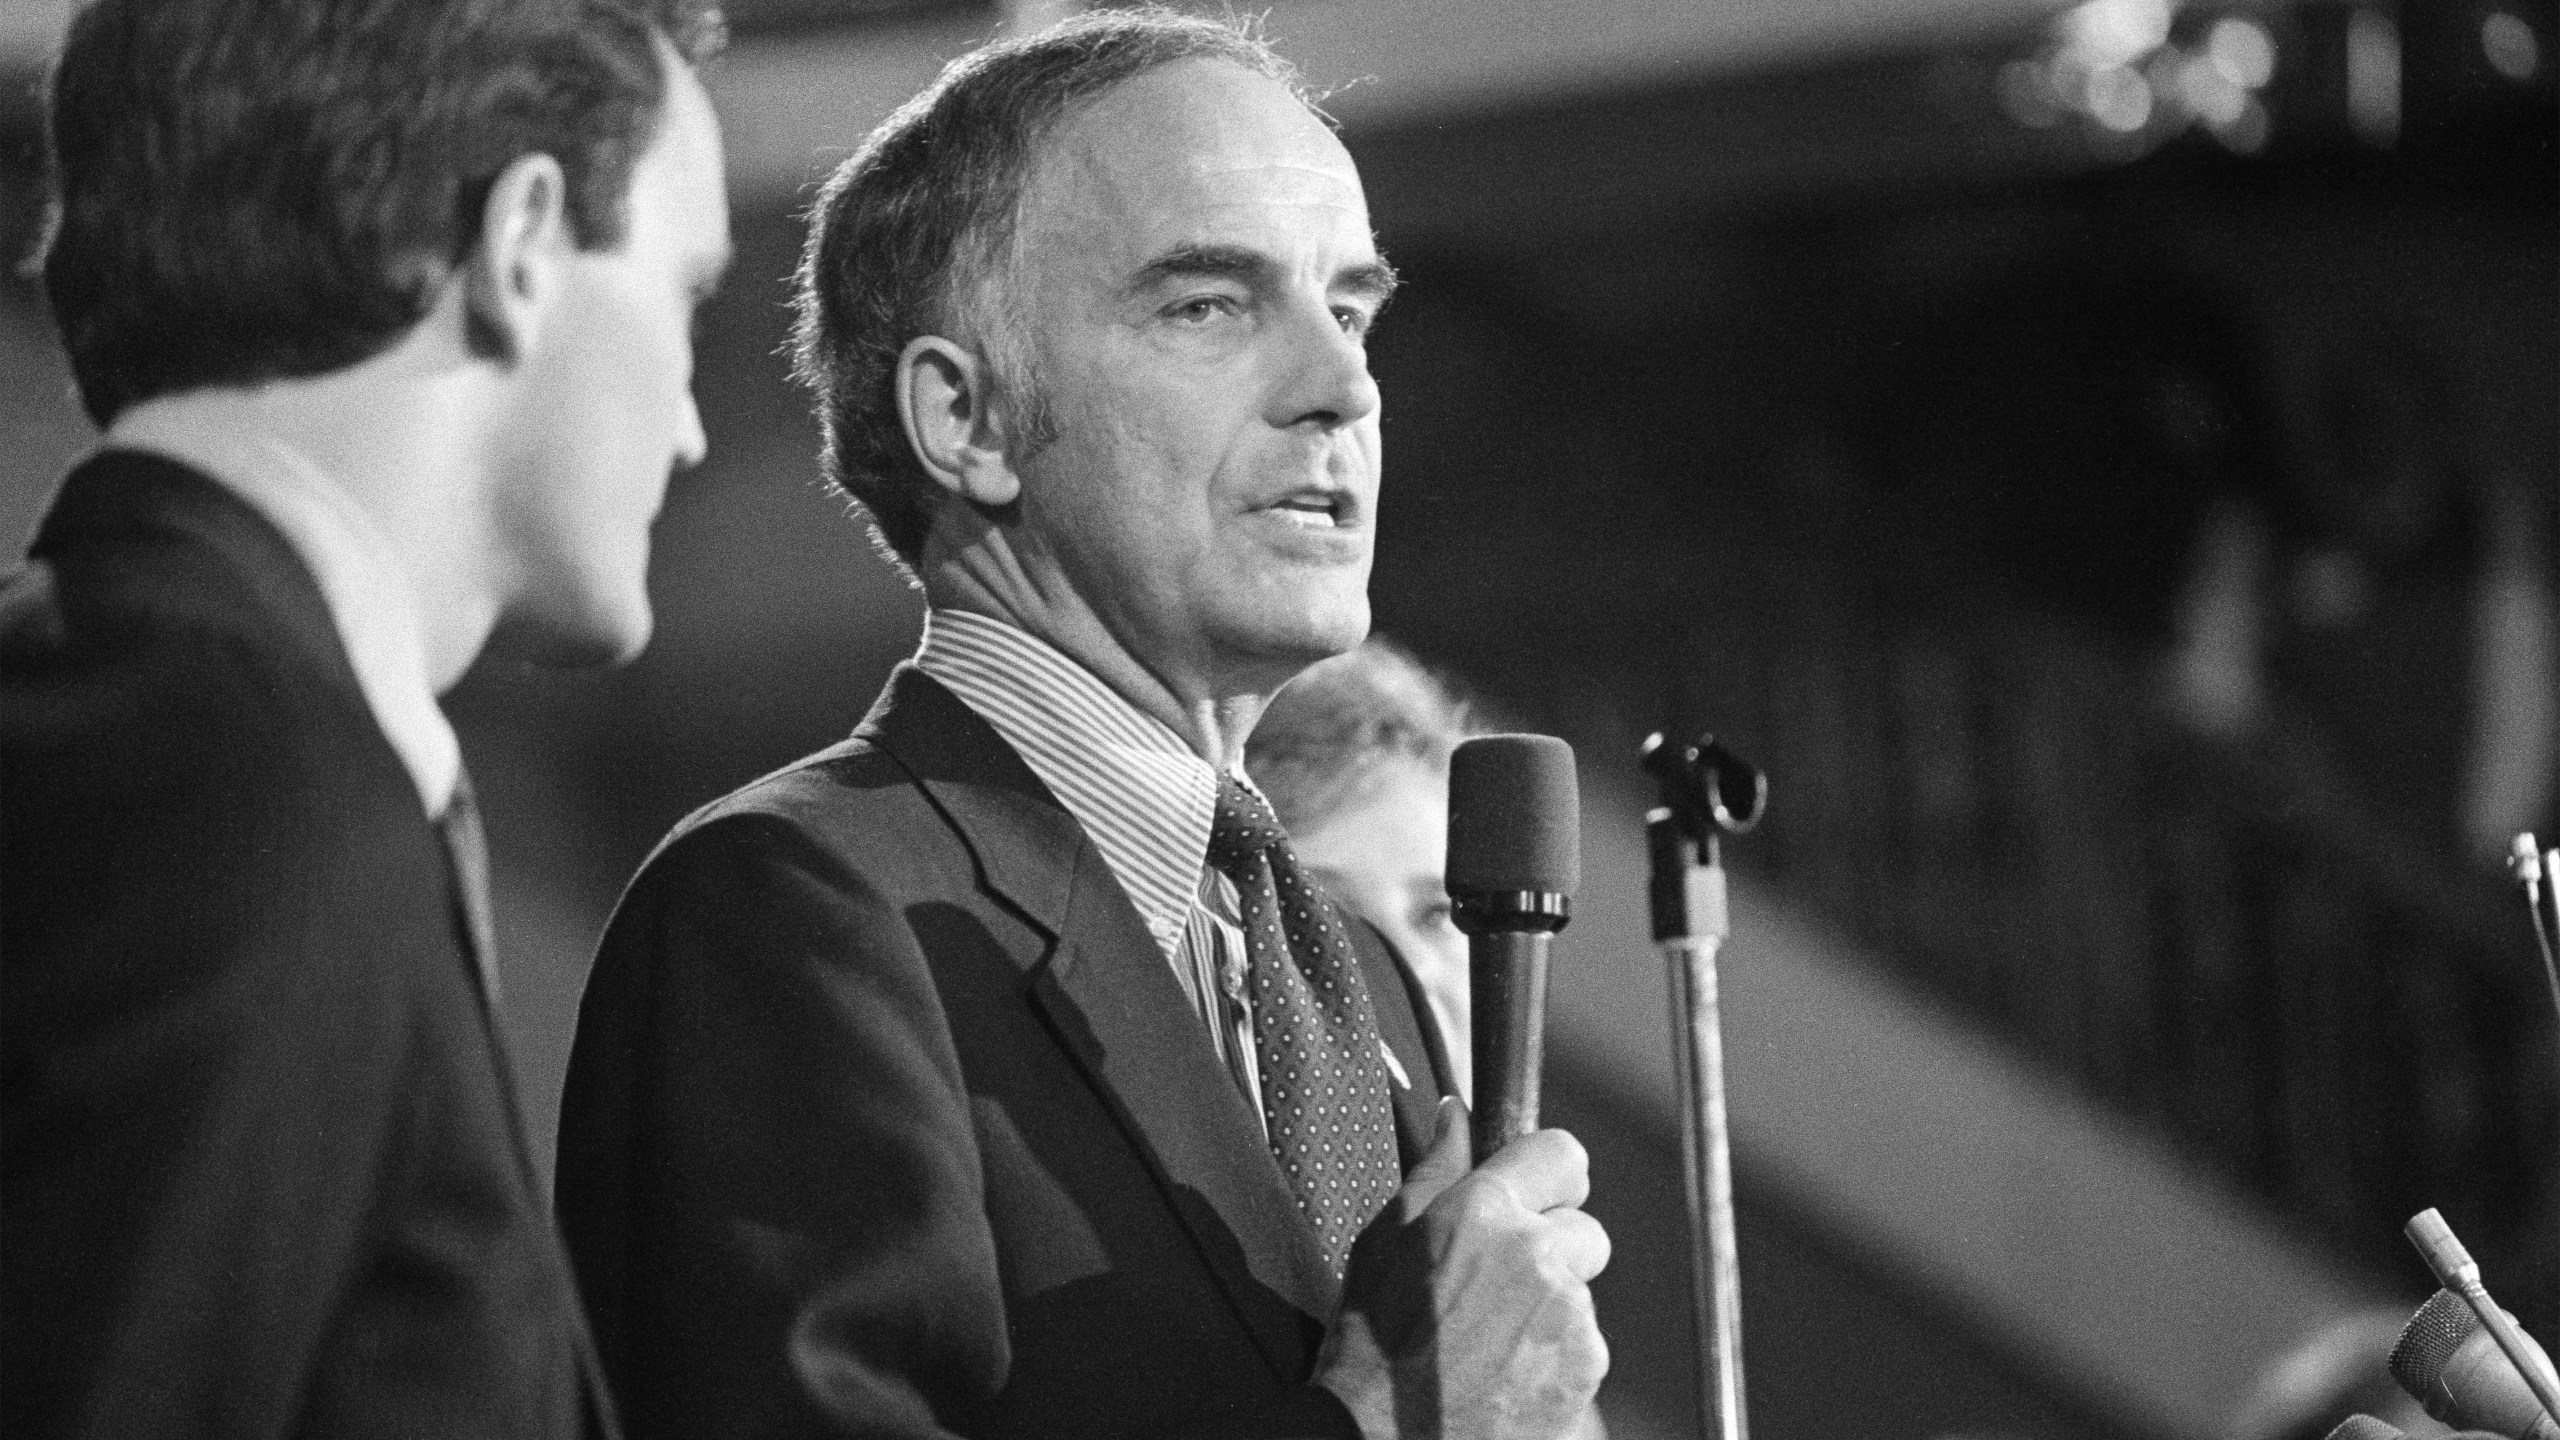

{"left": 1336, "top": 258, "right": 1399, "bottom": 310}
{"left": 1124, "top": 242, "right": 1274, "bottom": 296}
{"left": 1125, "top": 244, "right": 1401, "bottom": 313}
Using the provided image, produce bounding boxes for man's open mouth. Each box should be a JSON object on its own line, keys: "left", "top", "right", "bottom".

{"left": 1266, "top": 491, "right": 1351, "bottom": 528}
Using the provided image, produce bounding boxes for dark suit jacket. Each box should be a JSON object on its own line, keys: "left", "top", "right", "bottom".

{"left": 556, "top": 663, "right": 1460, "bottom": 1439}
{"left": 1, "top": 452, "right": 606, "bottom": 1439}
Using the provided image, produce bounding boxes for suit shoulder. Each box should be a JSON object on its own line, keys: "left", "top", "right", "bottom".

{"left": 7, "top": 605, "right": 410, "bottom": 856}
{"left": 12, "top": 586, "right": 400, "bottom": 822}
{"left": 659, "top": 732, "right": 938, "bottom": 868}
{"left": 603, "top": 728, "right": 1010, "bottom": 991}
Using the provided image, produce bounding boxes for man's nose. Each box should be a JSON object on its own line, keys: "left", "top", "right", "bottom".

{"left": 1267, "top": 300, "right": 1381, "bottom": 432}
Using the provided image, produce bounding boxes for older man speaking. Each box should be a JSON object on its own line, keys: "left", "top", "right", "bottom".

{"left": 556, "top": 11, "right": 1609, "bottom": 1437}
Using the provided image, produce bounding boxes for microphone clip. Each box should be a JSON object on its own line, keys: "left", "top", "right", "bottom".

{"left": 1641, "top": 731, "right": 1768, "bottom": 855}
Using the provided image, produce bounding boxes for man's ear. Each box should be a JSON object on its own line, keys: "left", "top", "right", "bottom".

{"left": 460, "top": 151, "right": 573, "bottom": 365}
{"left": 896, "top": 335, "right": 1022, "bottom": 508}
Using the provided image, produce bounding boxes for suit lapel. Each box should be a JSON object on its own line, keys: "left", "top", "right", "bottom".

{"left": 863, "top": 667, "right": 1339, "bottom": 1374}
{"left": 1344, "top": 917, "right": 1457, "bottom": 1164}
{"left": 1040, "top": 856, "right": 1342, "bottom": 1354}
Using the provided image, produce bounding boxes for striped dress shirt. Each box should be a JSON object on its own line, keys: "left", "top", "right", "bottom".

{"left": 915, "top": 610, "right": 1268, "bottom": 1116}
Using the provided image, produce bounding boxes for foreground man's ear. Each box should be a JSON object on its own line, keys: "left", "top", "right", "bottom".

{"left": 897, "top": 334, "right": 1023, "bottom": 508}
{"left": 460, "top": 151, "right": 573, "bottom": 365}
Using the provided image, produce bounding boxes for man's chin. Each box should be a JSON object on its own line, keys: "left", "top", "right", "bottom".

{"left": 486, "top": 594, "right": 655, "bottom": 672}
{"left": 1221, "top": 597, "right": 1370, "bottom": 685}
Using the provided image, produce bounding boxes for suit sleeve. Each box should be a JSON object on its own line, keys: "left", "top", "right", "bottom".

{"left": 558, "top": 811, "right": 1367, "bottom": 1440}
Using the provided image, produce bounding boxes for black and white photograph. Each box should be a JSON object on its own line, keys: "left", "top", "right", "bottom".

{"left": 3, "top": 2, "right": 2554, "bottom": 1437}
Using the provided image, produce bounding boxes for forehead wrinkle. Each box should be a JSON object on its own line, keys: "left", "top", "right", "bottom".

{"left": 1033, "top": 65, "right": 1358, "bottom": 213}
{"left": 1012, "top": 65, "right": 1382, "bottom": 343}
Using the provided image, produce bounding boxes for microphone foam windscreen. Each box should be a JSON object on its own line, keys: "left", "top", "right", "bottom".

{"left": 2390, "top": 1289, "right": 2479, "bottom": 1396}
{"left": 1446, "top": 734, "right": 1580, "bottom": 896}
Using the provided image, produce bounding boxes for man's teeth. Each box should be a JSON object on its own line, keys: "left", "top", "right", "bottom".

{"left": 1272, "top": 501, "right": 1339, "bottom": 527}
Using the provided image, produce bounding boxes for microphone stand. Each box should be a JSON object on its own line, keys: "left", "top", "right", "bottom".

{"left": 1642, "top": 733, "right": 1767, "bottom": 1440}
{"left": 2511, "top": 834, "right": 2560, "bottom": 1037}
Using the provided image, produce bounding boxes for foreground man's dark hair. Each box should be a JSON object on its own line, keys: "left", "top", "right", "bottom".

{"left": 37, "top": 0, "right": 724, "bottom": 427}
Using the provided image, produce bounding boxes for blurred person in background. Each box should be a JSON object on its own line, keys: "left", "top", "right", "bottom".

{"left": 1249, "top": 635, "right": 1481, "bottom": 1102}
{"left": 555, "top": 10, "right": 1609, "bottom": 1438}
{"left": 0, "top": 1, "right": 730, "bottom": 1435}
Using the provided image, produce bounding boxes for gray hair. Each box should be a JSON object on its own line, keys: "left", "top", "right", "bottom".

{"left": 789, "top": 6, "right": 1314, "bottom": 576}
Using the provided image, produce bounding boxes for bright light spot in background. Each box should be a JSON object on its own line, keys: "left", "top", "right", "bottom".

{"left": 2205, "top": 16, "right": 2277, "bottom": 89}
{"left": 2086, "top": 64, "right": 2156, "bottom": 130}
{"left": 2346, "top": 7, "right": 2401, "bottom": 146}
{"left": 2057, "top": 0, "right": 2175, "bottom": 71}
{"left": 2004, "top": 0, "right": 2286, "bottom": 153}
{"left": 2176, "top": 51, "right": 2251, "bottom": 125}
{"left": 2482, "top": 10, "right": 2542, "bottom": 81}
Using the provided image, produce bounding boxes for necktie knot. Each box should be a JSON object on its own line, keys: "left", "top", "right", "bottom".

{"left": 1206, "top": 772, "right": 1284, "bottom": 880}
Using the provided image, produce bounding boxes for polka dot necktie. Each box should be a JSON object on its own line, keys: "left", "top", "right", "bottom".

{"left": 1205, "top": 773, "right": 1401, "bottom": 1276}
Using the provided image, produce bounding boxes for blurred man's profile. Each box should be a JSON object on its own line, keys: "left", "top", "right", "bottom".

{"left": 1, "top": 2, "right": 730, "bottom": 1435}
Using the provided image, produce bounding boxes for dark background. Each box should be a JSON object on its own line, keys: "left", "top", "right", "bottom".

{"left": 4, "top": 2, "right": 2554, "bottom": 1436}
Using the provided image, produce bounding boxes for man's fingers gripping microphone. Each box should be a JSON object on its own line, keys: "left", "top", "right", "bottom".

{"left": 1541, "top": 1206, "right": 1612, "bottom": 1286}
{"left": 1473, "top": 1127, "right": 1592, "bottom": 1215}
{"left": 1393, "top": 1096, "right": 1474, "bottom": 1218}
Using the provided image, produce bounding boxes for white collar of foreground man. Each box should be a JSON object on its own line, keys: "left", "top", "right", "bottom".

{"left": 105, "top": 393, "right": 462, "bottom": 821}
{"left": 913, "top": 607, "right": 1274, "bottom": 964}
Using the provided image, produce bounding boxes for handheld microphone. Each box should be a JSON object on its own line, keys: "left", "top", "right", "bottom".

{"left": 1446, "top": 734, "right": 1579, "bottom": 1164}
{"left": 2390, "top": 1288, "right": 2560, "bottom": 1440}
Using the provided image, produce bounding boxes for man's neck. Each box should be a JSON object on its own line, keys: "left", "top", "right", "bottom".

{"left": 116, "top": 368, "right": 502, "bottom": 693}
{"left": 924, "top": 577, "right": 1273, "bottom": 772}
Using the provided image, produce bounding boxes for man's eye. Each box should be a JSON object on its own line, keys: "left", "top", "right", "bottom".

{"left": 1333, "top": 306, "right": 1374, "bottom": 338}
{"left": 1168, "top": 296, "right": 1237, "bottom": 324}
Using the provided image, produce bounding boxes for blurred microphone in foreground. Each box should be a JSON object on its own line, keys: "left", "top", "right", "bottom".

{"left": 2367, "top": 1209, "right": 2560, "bottom": 1440}
{"left": 2324, "top": 1415, "right": 2508, "bottom": 1440}
{"left": 2389, "top": 1289, "right": 2560, "bottom": 1440}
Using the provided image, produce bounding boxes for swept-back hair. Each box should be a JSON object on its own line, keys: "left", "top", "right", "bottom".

{"left": 789, "top": 5, "right": 1312, "bottom": 576}
{"left": 38, "top": 0, "right": 724, "bottom": 427}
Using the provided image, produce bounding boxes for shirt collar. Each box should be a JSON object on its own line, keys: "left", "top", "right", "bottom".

{"left": 106, "top": 395, "right": 462, "bottom": 820}
{"left": 914, "top": 609, "right": 1231, "bottom": 961}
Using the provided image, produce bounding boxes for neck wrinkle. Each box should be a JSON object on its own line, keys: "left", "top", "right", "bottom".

{"left": 924, "top": 568, "right": 1238, "bottom": 767}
